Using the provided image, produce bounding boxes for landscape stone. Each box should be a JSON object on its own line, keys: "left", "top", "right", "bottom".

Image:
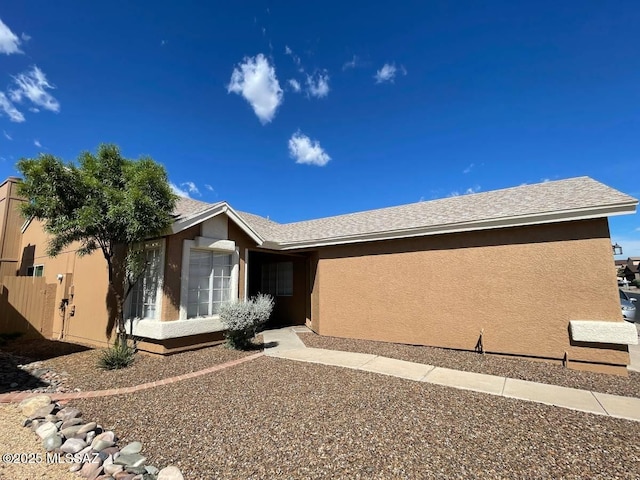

{"left": 61, "top": 425, "right": 83, "bottom": 438}
{"left": 145, "top": 465, "right": 159, "bottom": 475}
{"left": 93, "top": 439, "right": 115, "bottom": 452}
{"left": 19, "top": 395, "right": 52, "bottom": 417}
{"left": 22, "top": 418, "right": 32, "bottom": 427}
{"left": 126, "top": 465, "right": 147, "bottom": 474}
{"left": 114, "top": 472, "right": 135, "bottom": 480}
{"left": 102, "top": 446, "right": 120, "bottom": 457}
{"left": 92, "top": 431, "right": 116, "bottom": 444}
{"left": 120, "top": 441, "right": 142, "bottom": 455}
{"left": 78, "top": 422, "right": 98, "bottom": 434}
{"left": 35, "top": 421, "right": 58, "bottom": 439}
{"left": 114, "top": 453, "right": 146, "bottom": 467}
{"left": 56, "top": 406, "right": 82, "bottom": 421}
{"left": 60, "top": 438, "right": 87, "bottom": 454}
{"left": 80, "top": 458, "right": 103, "bottom": 478}
{"left": 104, "top": 463, "right": 124, "bottom": 475}
{"left": 61, "top": 418, "right": 84, "bottom": 429}
{"left": 43, "top": 434, "right": 63, "bottom": 451}
{"left": 86, "top": 431, "right": 97, "bottom": 444}
{"left": 157, "top": 466, "right": 184, "bottom": 480}
{"left": 69, "top": 463, "right": 82, "bottom": 472}
{"left": 30, "top": 403, "right": 55, "bottom": 419}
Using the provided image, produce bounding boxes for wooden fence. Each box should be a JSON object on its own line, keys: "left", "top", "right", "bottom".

{"left": 0, "top": 276, "right": 57, "bottom": 338}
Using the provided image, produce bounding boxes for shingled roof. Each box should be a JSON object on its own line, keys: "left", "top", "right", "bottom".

{"left": 174, "top": 177, "right": 636, "bottom": 249}
{"left": 173, "top": 197, "right": 221, "bottom": 221}
{"left": 235, "top": 177, "right": 637, "bottom": 249}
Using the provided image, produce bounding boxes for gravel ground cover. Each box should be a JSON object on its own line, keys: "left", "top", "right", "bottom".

{"left": 1, "top": 337, "right": 262, "bottom": 392}
{"left": 44, "top": 342, "right": 261, "bottom": 391}
{"left": 299, "top": 333, "right": 640, "bottom": 398}
{"left": 0, "top": 404, "right": 76, "bottom": 480}
{"left": 73, "top": 357, "right": 640, "bottom": 479}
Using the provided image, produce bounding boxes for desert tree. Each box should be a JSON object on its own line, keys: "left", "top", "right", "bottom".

{"left": 16, "top": 143, "right": 177, "bottom": 343}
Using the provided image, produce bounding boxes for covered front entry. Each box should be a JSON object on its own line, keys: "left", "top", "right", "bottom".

{"left": 247, "top": 250, "right": 308, "bottom": 328}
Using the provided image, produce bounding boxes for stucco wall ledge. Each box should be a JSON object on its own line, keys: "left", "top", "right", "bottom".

{"left": 126, "top": 317, "right": 226, "bottom": 340}
{"left": 570, "top": 320, "right": 638, "bottom": 345}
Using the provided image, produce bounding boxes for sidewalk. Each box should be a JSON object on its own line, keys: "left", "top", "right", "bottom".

{"left": 263, "top": 326, "right": 640, "bottom": 422}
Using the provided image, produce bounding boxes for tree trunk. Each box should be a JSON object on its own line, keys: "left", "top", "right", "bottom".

{"left": 106, "top": 249, "right": 127, "bottom": 345}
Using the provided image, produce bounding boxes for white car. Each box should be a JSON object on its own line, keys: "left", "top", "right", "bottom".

{"left": 620, "top": 289, "right": 636, "bottom": 322}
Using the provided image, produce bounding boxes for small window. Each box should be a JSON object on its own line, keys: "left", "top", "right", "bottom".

{"left": 26, "top": 265, "right": 44, "bottom": 277}
{"left": 261, "top": 262, "right": 293, "bottom": 296}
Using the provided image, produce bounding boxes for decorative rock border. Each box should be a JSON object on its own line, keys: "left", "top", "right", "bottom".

{"left": 18, "top": 394, "right": 184, "bottom": 480}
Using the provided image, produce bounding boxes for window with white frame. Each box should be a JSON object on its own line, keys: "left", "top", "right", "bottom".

{"left": 127, "top": 245, "right": 162, "bottom": 320}
{"left": 187, "top": 250, "right": 233, "bottom": 318}
{"left": 261, "top": 261, "right": 293, "bottom": 296}
{"left": 26, "top": 265, "right": 44, "bottom": 277}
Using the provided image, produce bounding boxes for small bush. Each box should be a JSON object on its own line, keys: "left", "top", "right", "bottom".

{"left": 220, "top": 294, "right": 274, "bottom": 349}
{"left": 98, "top": 339, "right": 135, "bottom": 370}
{"left": 631, "top": 279, "right": 640, "bottom": 288}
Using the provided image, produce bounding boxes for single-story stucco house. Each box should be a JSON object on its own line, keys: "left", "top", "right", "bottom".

{"left": 0, "top": 176, "right": 637, "bottom": 374}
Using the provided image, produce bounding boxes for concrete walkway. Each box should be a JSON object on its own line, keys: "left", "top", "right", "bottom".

{"left": 264, "top": 327, "right": 640, "bottom": 423}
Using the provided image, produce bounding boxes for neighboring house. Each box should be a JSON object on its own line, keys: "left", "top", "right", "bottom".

{"left": 622, "top": 258, "right": 640, "bottom": 282}
{"left": 0, "top": 176, "right": 637, "bottom": 374}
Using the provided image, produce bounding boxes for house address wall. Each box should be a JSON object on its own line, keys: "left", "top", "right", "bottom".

{"left": 312, "top": 218, "right": 627, "bottom": 373}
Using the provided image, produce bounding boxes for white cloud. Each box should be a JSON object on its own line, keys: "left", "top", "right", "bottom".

{"left": 21, "top": 32, "right": 31, "bottom": 42}
{"left": 34, "top": 139, "right": 41, "bottom": 147}
{"left": 449, "top": 185, "right": 480, "bottom": 197}
{"left": 342, "top": 55, "right": 359, "bottom": 70}
{"left": 284, "top": 45, "right": 303, "bottom": 71}
{"left": 180, "top": 181, "right": 200, "bottom": 196}
{"left": 227, "top": 54, "right": 283, "bottom": 124}
{"left": 170, "top": 182, "right": 191, "bottom": 198}
{"left": 3, "top": 130, "right": 12, "bottom": 140}
{"left": 463, "top": 163, "right": 474, "bottom": 174}
{"left": 306, "top": 72, "right": 330, "bottom": 98}
{"left": 10, "top": 66, "right": 61, "bottom": 113}
{"left": 374, "top": 63, "right": 397, "bottom": 84}
{"left": 288, "top": 79, "right": 301, "bottom": 92}
{"left": 0, "top": 92, "right": 25, "bottom": 122}
{"left": 0, "top": 18, "right": 22, "bottom": 55}
{"left": 288, "top": 131, "right": 331, "bottom": 167}
{"left": 204, "top": 184, "right": 215, "bottom": 192}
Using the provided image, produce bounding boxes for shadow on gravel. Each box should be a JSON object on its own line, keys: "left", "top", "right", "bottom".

{"left": 0, "top": 338, "right": 91, "bottom": 394}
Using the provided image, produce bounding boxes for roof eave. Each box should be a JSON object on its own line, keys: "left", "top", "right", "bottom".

{"left": 171, "top": 202, "right": 264, "bottom": 245}
{"left": 266, "top": 201, "right": 638, "bottom": 251}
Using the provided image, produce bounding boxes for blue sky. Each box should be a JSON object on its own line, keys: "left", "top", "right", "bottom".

{"left": 1, "top": 1, "right": 639, "bottom": 255}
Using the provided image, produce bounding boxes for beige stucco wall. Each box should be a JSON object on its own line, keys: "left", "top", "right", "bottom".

{"left": 20, "top": 213, "right": 258, "bottom": 349}
{"left": 312, "top": 219, "right": 628, "bottom": 369}
{"left": 20, "top": 218, "right": 112, "bottom": 347}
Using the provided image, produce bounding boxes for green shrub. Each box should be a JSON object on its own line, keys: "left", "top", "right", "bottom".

{"left": 631, "top": 279, "right": 640, "bottom": 288}
{"left": 219, "top": 294, "right": 274, "bottom": 349}
{"left": 98, "top": 339, "right": 135, "bottom": 370}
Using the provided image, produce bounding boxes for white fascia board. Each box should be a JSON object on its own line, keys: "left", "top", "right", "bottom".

{"left": 171, "top": 203, "right": 227, "bottom": 234}
{"left": 20, "top": 216, "right": 33, "bottom": 234}
{"left": 225, "top": 205, "right": 264, "bottom": 244}
{"left": 194, "top": 237, "right": 235, "bottom": 251}
{"left": 127, "top": 317, "right": 226, "bottom": 340}
{"left": 171, "top": 203, "right": 264, "bottom": 245}
{"left": 267, "top": 202, "right": 638, "bottom": 251}
{"left": 570, "top": 320, "right": 638, "bottom": 345}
